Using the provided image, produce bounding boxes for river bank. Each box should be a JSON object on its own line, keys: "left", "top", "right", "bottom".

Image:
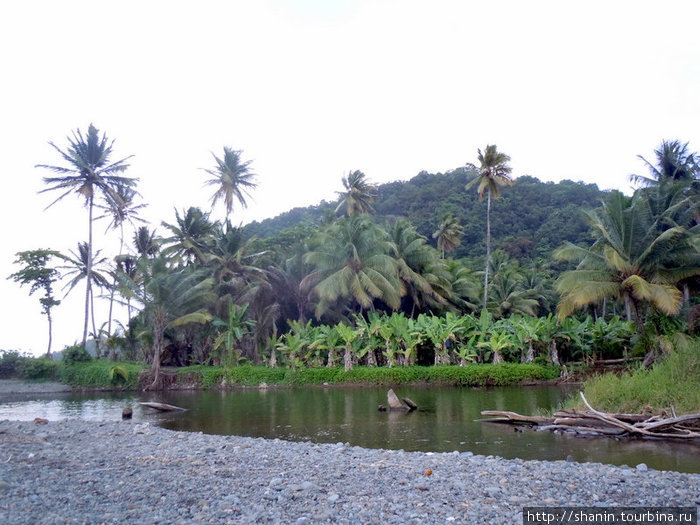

{"left": 1, "top": 418, "right": 698, "bottom": 524}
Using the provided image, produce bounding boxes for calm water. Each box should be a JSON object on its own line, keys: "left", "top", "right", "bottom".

{"left": 2, "top": 385, "right": 699, "bottom": 474}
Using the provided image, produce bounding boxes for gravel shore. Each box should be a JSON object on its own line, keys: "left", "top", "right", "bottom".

{"left": 1, "top": 419, "right": 698, "bottom": 525}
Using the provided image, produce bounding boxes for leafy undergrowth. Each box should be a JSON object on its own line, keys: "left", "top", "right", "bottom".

{"left": 565, "top": 341, "right": 700, "bottom": 415}
{"left": 58, "top": 361, "right": 145, "bottom": 389}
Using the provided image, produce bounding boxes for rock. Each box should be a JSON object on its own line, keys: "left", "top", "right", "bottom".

{"left": 636, "top": 463, "right": 648, "bottom": 472}
{"left": 328, "top": 493, "right": 340, "bottom": 503}
{"left": 122, "top": 407, "right": 133, "bottom": 419}
{"left": 33, "top": 418, "right": 49, "bottom": 425}
{"left": 258, "top": 382, "right": 268, "bottom": 389}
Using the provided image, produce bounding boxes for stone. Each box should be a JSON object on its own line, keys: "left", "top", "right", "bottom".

{"left": 122, "top": 407, "right": 133, "bottom": 419}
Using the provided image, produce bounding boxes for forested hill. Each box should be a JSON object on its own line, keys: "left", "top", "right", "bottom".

{"left": 242, "top": 168, "right": 607, "bottom": 260}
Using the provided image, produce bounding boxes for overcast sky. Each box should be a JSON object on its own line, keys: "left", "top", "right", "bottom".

{"left": 2, "top": 0, "right": 699, "bottom": 356}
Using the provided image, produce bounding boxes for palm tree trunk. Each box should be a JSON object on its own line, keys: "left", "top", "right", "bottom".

{"left": 483, "top": 189, "right": 491, "bottom": 309}
{"left": 90, "top": 287, "right": 99, "bottom": 358}
{"left": 549, "top": 340, "right": 560, "bottom": 366}
{"left": 83, "top": 195, "right": 94, "bottom": 348}
{"left": 149, "top": 314, "right": 165, "bottom": 390}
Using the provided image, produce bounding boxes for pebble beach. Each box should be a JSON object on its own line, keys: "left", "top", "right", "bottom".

{"left": 1, "top": 418, "right": 698, "bottom": 524}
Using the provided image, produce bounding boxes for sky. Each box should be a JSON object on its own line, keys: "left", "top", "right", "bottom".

{"left": 2, "top": 0, "right": 700, "bottom": 356}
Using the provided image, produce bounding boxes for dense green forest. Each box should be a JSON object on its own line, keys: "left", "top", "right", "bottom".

{"left": 8, "top": 127, "right": 700, "bottom": 390}
{"left": 242, "top": 169, "right": 604, "bottom": 261}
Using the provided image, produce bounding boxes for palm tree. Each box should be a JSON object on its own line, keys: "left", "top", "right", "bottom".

{"left": 60, "top": 242, "right": 110, "bottom": 356}
{"left": 390, "top": 219, "right": 447, "bottom": 315}
{"left": 98, "top": 185, "right": 147, "bottom": 335}
{"left": 120, "top": 255, "right": 214, "bottom": 389}
{"left": 37, "top": 124, "right": 136, "bottom": 347}
{"left": 466, "top": 145, "right": 514, "bottom": 308}
{"left": 555, "top": 192, "right": 699, "bottom": 338}
{"left": 203, "top": 147, "right": 258, "bottom": 221}
{"left": 335, "top": 170, "right": 378, "bottom": 216}
{"left": 632, "top": 140, "right": 699, "bottom": 186}
{"left": 134, "top": 226, "right": 160, "bottom": 259}
{"left": 161, "top": 207, "right": 217, "bottom": 265}
{"left": 303, "top": 217, "right": 403, "bottom": 318}
{"left": 432, "top": 214, "right": 463, "bottom": 259}
{"left": 488, "top": 269, "right": 540, "bottom": 319}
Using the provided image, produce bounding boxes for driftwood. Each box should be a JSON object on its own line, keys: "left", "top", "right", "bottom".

{"left": 378, "top": 389, "right": 418, "bottom": 412}
{"left": 479, "top": 393, "right": 700, "bottom": 441}
{"left": 140, "top": 402, "right": 187, "bottom": 412}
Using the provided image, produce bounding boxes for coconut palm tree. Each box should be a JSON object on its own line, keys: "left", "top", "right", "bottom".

{"left": 303, "top": 217, "right": 403, "bottom": 318}
{"left": 466, "top": 145, "right": 514, "bottom": 308}
{"left": 335, "top": 170, "right": 378, "bottom": 216}
{"left": 37, "top": 124, "right": 136, "bottom": 347}
{"left": 98, "top": 185, "right": 147, "bottom": 335}
{"left": 432, "top": 214, "right": 463, "bottom": 259}
{"left": 134, "top": 226, "right": 160, "bottom": 259}
{"left": 390, "top": 219, "right": 447, "bottom": 315}
{"left": 60, "top": 242, "right": 111, "bottom": 356}
{"left": 203, "top": 147, "right": 258, "bottom": 221}
{"left": 555, "top": 191, "right": 699, "bottom": 338}
{"left": 632, "top": 140, "right": 699, "bottom": 186}
{"left": 120, "top": 255, "right": 214, "bottom": 389}
{"left": 161, "top": 207, "right": 217, "bottom": 265}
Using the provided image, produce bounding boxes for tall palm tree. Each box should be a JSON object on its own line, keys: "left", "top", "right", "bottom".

{"left": 37, "top": 124, "right": 136, "bottom": 347}
{"left": 335, "top": 170, "right": 378, "bottom": 216}
{"left": 432, "top": 214, "right": 463, "bottom": 259}
{"left": 466, "top": 145, "right": 514, "bottom": 308}
{"left": 98, "top": 185, "right": 147, "bottom": 335}
{"left": 555, "top": 192, "right": 699, "bottom": 335}
{"left": 60, "top": 242, "right": 110, "bottom": 356}
{"left": 303, "top": 216, "right": 403, "bottom": 318}
{"left": 203, "top": 147, "right": 257, "bottom": 221}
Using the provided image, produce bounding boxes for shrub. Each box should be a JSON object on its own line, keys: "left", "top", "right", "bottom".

{"left": 0, "top": 350, "right": 24, "bottom": 378}
{"left": 62, "top": 345, "right": 92, "bottom": 365}
{"left": 20, "top": 358, "right": 58, "bottom": 380}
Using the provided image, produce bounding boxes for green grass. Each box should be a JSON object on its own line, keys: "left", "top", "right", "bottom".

{"left": 566, "top": 340, "right": 700, "bottom": 415}
{"left": 58, "top": 360, "right": 145, "bottom": 389}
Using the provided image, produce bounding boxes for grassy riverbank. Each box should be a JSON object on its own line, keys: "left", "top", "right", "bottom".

{"left": 567, "top": 341, "right": 700, "bottom": 415}
{"left": 0, "top": 350, "right": 560, "bottom": 389}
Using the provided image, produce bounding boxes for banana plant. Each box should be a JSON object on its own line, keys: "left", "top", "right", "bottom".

{"left": 511, "top": 315, "right": 543, "bottom": 363}
{"left": 477, "top": 330, "right": 514, "bottom": 364}
{"left": 309, "top": 324, "right": 342, "bottom": 367}
{"left": 212, "top": 301, "right": 255, "bottom": 367}
{"left": 335, "top": 322, "right": 359, "bottom": 372}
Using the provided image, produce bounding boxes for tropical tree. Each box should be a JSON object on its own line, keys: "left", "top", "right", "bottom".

{"left": 161, "top": 207, "right": 217, "bottom": 265}
{"left": 134, "top": 226, "right": 160, "bottom": 259}
{"left": 389, "top": 219, "right": 447, "bottom": 315}
{"left": 488, "top": 269, "right": 540, "bottom": 319}
{"left": 9, "top": 249, "right": 63, "bottom": 356}
{"left": 466, "top": 145, "right": 514, "bottom": 308}
{"left": 60, "top": 242, "right": 111, "bottom": 355}
{"left": 98, "top": 184, "right": 147, "bottom": 335}
{"left": 335, "top": 322, "right": 359, "bottom": 372}
{"left": 632, "top": 140, "right": 699, "bottom": 186}
{"left": 477, "top": 330, "right": 514, "bottom": 364}
{"left": 37, "top": 123, "right": 136, "bottom": 347}
{"left": 203, "top": 147, "right": 258, "bottom": 221}
{"left": 432, "top": 214, "right": 463, "bottom": 259}
{"left": 555, "top": 191, "right": 700, "bottom": 358}
{"left": 335, "top": 170, "right": 378, "bottom": 216}
{"left": 212, "top": 301, "right": 256, "bottom": 366}
{"left": 303, "top": 217, "right": 403, "bottom": 318}
{"left": 119, "top": 255, "right": 214, "bottom": 389}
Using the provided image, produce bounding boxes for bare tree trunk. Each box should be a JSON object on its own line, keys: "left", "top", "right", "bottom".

{"left": 367, "top": 348, "right": 377, "bottom": 367}
{"left": 492, "top": 349, "right": 503, "bottom": 364}
{"left": 149, "top": 315, "right": 165, "bottom": 390}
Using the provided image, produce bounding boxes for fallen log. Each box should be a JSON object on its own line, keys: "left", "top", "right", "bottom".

{"left": 479, "top": 395, "right": 700, "bottom": 441}
{"left": 379, "top": 389, "right": 418, "bottom": 412}
{"left": 140, "top": 402, "right": 187, "bottom": 412}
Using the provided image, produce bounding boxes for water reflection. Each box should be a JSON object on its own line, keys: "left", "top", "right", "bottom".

{"left": 1, "top": 386, "right": 699, "bottom": 473}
